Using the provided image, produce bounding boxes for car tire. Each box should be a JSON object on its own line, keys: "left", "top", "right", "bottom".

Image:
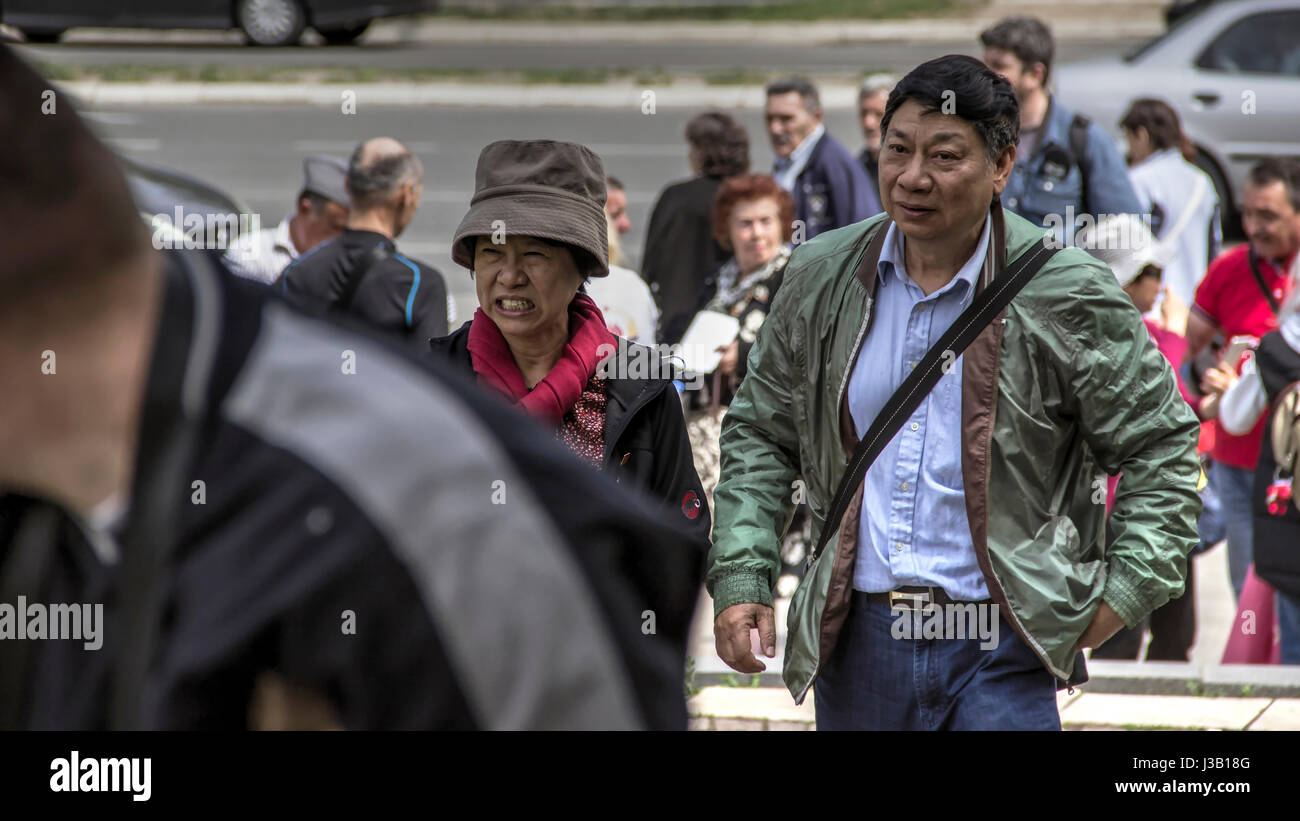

{"left": 237, "top": 0, "right": 307, "bottom": 47}
{"left": 1192, "top": 147, "right": 1242, "bottom": 243}
{"left": 318, "top": 20, "right": 372, "bottom": 45}
{"left": 22, "top": 28, "right": 67, "bottom": 44}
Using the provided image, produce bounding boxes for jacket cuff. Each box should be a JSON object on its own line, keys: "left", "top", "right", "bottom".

{"left": 710, "top": 571, "right": 773, "bottom": 618}
{"left": 1101, "top": 566, "right": 1154, "bottom": 630}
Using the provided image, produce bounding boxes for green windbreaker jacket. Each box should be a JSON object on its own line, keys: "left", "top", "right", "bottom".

{"left": 707, "top": 205, "right": 1202, "bottom": 703}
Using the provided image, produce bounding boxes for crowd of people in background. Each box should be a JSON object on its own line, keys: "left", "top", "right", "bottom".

{"left": 3, "top": 7, "right": 1300, "bottom": 732}
{"left": 216, "top": 13, "right": 1299, "bottom": 670}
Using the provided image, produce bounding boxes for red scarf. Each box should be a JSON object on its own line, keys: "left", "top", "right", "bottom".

{"left": 467, "top": 293, "right": 615, "bottom": 424}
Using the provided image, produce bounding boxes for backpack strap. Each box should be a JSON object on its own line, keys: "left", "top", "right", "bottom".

{"left": 1068, "top": 113, "right": 1091, "bottom": 215}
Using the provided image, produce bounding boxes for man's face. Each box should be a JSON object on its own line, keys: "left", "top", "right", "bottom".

{"left": 1241, "top": 180, "right": 1300, "bottom": 262}
{"left": 878, "top": 99, "right": 1013, "bottom": 244}
{"left": 605, "top": 187, "right": 631, "bottom": 235}
{"left": 766, "top": 91, "right": 821, "bottom": 160}
{"left": 297, "top": 197, "right": 348, "bottom": 250}
{"left": 859, "top": 90, "right": 889, "bottom": 158}
{"left": 982, "top": 47, "right": 1041, "bottom": 103}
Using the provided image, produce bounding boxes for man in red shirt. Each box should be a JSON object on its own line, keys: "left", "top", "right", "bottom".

{"left": 1185, "top": 158, "right": 1300, "bottom": 599}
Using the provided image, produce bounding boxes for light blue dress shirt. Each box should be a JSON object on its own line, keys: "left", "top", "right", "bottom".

{"left": 847, "top": 217, "right": 992, "bottom": 600}
{"left": 772, "top": 122, "right": 825, "bottom": 193}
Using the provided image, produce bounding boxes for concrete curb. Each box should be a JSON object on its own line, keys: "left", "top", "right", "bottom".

{"left": 57, "top": 79, "right": 868, "bottom": 108}
{"left": 4, "top": 15, "right": 1166, "bottom": 47}
{"left": 365, "top": 18, "right": 1166, "bottom": 44}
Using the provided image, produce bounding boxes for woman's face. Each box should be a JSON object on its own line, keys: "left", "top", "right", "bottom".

{"left": 1124, "top": 269, "right": 1161, "bottom": 314}
{"left": 1124, "top": 126, "right": 1153, "bottom": 166}
{"left": 474, "top": 235, "right": 584, "bottom": 341}
{"left": 727, "top": 196, "right": 784, "bottom": 275}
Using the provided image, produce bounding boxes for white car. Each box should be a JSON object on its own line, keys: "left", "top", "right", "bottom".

{"left": 1055, "top": 0, "right": 1300, "bottom": 231}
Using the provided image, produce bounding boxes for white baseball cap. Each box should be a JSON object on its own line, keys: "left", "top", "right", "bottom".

{"left": 1077, "top": 213, "right": 1164, "bottom": 287}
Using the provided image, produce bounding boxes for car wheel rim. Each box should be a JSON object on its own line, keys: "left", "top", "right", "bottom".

{"left": 244, "top": 0, "right": 297, "bottom": 41}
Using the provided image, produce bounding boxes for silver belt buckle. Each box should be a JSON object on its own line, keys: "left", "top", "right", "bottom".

{"left": 888, "top": 589, "right": 931, "bottom": 610}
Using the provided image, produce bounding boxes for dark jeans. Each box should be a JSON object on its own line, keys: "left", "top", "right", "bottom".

{"left": 1092, "top": 561, "right": 1197, "bottom": 661}
{"left": 813, "top": 593, "right": 1061, "bottom": 730}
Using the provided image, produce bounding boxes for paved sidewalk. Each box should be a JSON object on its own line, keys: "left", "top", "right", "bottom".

{"left": 687, "top": 687, "right": 1300, "bottom": 730}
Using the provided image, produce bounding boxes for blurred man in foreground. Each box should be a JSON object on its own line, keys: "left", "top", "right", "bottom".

{"left": 0, "top": 44, "right": 701, "bottom": 730}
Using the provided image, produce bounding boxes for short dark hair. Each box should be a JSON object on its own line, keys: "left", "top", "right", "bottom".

{"left": 979, "top": 16, "right": 1055, "bottom": 82}
{"left": 347, "top": 143, "right": 421, "bottom": 210}
{"left": 880, "top": 54, "right": 1020, "bottom": 164}
{"left": 1247, "top": 157, "right": 1300, "bottom": 212}
{"left": 765, "top": 77, "right": 820, "bottom": 113}
{"left": 1120, "top": 98, "right": 1183, "bottom": 152}
{"left": 606, "top": 175, "right": 625, "bottom": 192}
{"left": 685, "top": 110, "right": 751, "bottom": 178}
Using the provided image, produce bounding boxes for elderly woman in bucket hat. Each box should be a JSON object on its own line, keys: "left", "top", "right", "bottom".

{"left": 429, "top": 139, "right": 711, "bottom": 545}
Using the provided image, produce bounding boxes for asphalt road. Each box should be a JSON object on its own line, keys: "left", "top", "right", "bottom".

{"left": 14, "top": 36, "right": 1143, "bottom": 75}
{"left": 91, "top": 102, "right": 842, "bottom": 315}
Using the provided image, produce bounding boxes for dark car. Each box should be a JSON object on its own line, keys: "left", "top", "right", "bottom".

{"left": 1, "top": 0, "right": 439, "bottom": 46}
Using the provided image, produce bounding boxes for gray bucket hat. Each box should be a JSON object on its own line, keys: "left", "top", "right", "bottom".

{"left": 452, "top": 139, "right": 610, "bottom": 278}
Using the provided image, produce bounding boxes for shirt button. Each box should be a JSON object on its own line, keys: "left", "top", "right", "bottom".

{"left": 900, "top": 481, "right": 909, "bottom": 492}
{"left": 908, "top": 360, "right": 917, "bottom": 370}
{"left": 1007, "top": 198, "right": 1018, "bottom": 208}
{"left": 910, "top": 422, "right": 919, "bottom": 431}
{"left": 894, "top": 541, "right": 904, "bottom": 552}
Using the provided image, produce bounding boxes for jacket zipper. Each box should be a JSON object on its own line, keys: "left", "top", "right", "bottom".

{"left": 796, "top": 283, "right": 876, "bottom": 703}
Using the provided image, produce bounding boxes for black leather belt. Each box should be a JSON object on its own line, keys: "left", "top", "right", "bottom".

{"left": 857, "top": 587, "right": 994, "bottom": 611}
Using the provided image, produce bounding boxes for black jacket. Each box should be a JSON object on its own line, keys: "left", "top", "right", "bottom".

{"left": 428, "top": 323, "right": 712, "bottom": 555}
{"left": 280, "top": 228, "right": 449, "bottom": 347}
{"left": 1, "top": 249, "right": 704, "bottom": 730}
{"left": 641, "top": 175, "right": 732, "bottom": 345}
{"left": 1252, "top": 331, "right": 1300, "bottom": 599}
{"left": 788, "top": 130, "right": 880, "bottom": 239}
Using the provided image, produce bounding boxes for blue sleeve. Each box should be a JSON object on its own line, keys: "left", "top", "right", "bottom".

{"left": 1082, "top": 121, "right": 1144, "bottom": 218}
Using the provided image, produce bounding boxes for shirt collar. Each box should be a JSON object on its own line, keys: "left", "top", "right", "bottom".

{"left": 773, "top": 123, "right": 826, "bottom": 178}
{"left": 274, "top": 215, "right": 299, "bottom": 256}
{"left": 877, "top": 213, "right": 993, "bottom": 306}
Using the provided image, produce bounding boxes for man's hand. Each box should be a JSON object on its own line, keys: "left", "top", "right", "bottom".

{"left": 714, "top": 602, "right": 776, "bottom": 673}
{"left": 716, "top": 341, "right": 740, "bottom": 377}
{"left": 1076, "top": 601, "right": 1127, "bottom": 652}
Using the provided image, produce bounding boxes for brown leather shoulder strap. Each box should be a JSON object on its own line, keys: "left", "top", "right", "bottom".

{"left": 852, "top": 218, "right": 892, "bottom": 294}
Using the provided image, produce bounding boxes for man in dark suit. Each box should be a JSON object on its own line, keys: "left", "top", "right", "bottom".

{"left": 767, "top": 77, "right": 881, "bottom": 240}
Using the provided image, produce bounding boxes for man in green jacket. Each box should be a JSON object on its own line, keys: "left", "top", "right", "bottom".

{"left": 707, "top": 55, "right": 1201, "bottom": 730}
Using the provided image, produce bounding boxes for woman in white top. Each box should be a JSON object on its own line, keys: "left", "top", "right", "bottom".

{"left": 1122, "top": 98, "right": 1221, "bottom": 331}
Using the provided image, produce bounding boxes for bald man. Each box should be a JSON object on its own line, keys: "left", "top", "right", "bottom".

{"left": 281, "top": 137, "right": 451, "bottom": 346}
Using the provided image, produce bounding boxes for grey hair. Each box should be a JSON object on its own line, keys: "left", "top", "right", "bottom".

{"left": 859, "top": 73, "right": 897, "bottom": 101}
{"left": 347, "top": 147, "right": 422, "bottom": 210}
